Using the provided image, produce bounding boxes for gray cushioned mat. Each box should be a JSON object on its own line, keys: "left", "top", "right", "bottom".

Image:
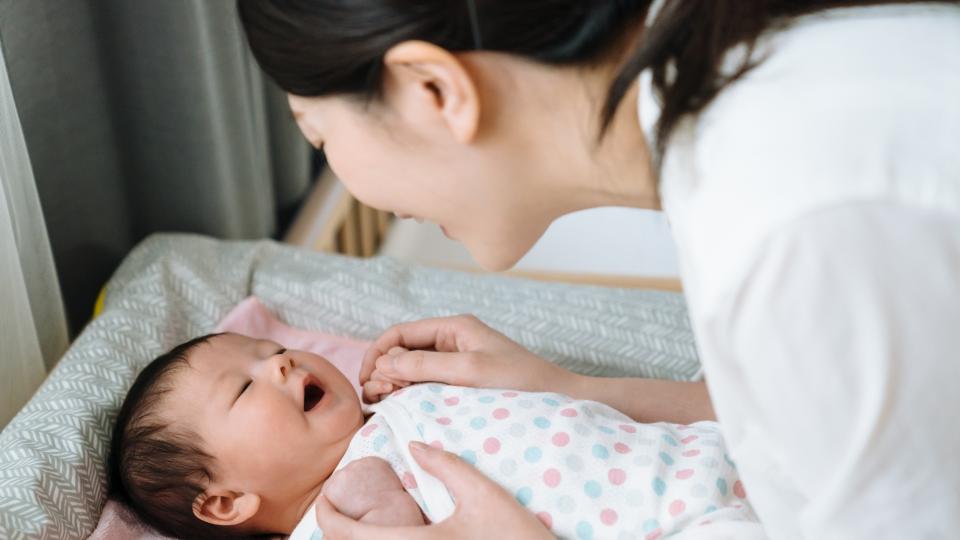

{"left": 0, "top": 233, "right": 698, "bottom": 539}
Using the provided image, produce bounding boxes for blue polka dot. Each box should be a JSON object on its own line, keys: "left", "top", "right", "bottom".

{"left": 659, "top": 452, "right": 674, "bottom": 466}
{"left": 445, "top": 429, "right": 463, "bottom": 443}
{"left": 598, "top": 426, "right": 616, "bottom": 435}
{"left": 373, "top": 434, "right": 388, "bottom": 451}
{"left": 524, "top": 447, "right": 543, "bottom": 463}
{"left": 428, "top": 384, "right": 442, "bottom": 393}
{"left": 592, "top": 444, "right": 610, "bottom": 459}
{"left": 642, "top": 519, "right": 660, "bottom": 533}
{"left": 310, "top": 528, "right": 323, "bottom": 540}
{"left": 542, "top": 397, "right": 560, "bottom": 407}
{"left": 576, "top": 521, "right": 593, "bottom": 540}
{"left": 515, "top": 487, "right": 533, "bottom": 506}
{"left": 584, "top": 480, "right": 602, "bottom": 499}
{"left": 724, "top": 453, "right": 737, "bottom": 468}
{"left": 716, "top": 478, "right": 728, "bottom": 496}
{"left": 662, "top": 434, "right": 678, "bottom": 447}
{"left": 470, "top": 417, "right": 487, "bottom": 430}
{"left": 533, "top": 417, "right": 551, "bottom": 429}
{"left": 460, "top": 450, "right": 477, "bottom": 465}
{"left": 478, "top": 396, "right": 496, "bottom": 404}
{"left": 652, "top": 477, "right": 666, "bottom": 496}
{"left": 705, "top": 505, "right": 717, "bottom": 513}
{"left": 420, "top": 401, "right": 436, "bottom": 413}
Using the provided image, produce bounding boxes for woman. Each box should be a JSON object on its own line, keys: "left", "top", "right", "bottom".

{"left": 237, "top": 1, "right": 960, "bottom": 538}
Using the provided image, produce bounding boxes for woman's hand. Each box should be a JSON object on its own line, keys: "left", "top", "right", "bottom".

{"left": 315, "top": 441, "right": 554, "bottom": 540}
{"left": 359, "top": 314, "right": 576, "bottom": 403}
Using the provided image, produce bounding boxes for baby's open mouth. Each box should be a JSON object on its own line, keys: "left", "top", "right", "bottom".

{"left": 303, "top": 378, "right": 325, "bottom": 412}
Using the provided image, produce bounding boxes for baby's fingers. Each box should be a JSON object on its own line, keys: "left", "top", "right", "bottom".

{"left": 362, "top": 380, "right": 394, "bottom": 403}
{"left": 370, "top": 366, "right": 411, "bottom": 388}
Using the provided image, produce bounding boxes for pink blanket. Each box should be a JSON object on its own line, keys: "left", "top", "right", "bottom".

{"left": 89, "top": 297, "right": 371, "bottom": 539}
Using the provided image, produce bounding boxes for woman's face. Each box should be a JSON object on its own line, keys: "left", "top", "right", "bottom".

{"left": 287, "top": 46, "right": 656, "bottom": 271}
{"left": 289, "top": 92, "right": 554, "bottom": 271}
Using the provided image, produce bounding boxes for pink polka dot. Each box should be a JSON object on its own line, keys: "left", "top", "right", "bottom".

{"left": 543, "top": 468, "right": 562, "bottom": 488}
{"left": 436, "top": 417, "right": 452, "bottom": 425}
{"left": 619, "top": 424, "right": 637, "bottom": 433}
{"left": 492, "top": 408, "right": 510, "bottom": 420}
{"left": 645, "top": 530, "right": 662, "bottom": 540}
{"left": 681, "top": 435, "right": 699, "bottom": 444}
{"left": 502, "top": 391, "right": 519, "bottom": 398}
{"left": 360, "top": 424, "right": 378, "bottom": 437}
{"left": 536, "top": 511, "right": 553, "bottom": 529}
{"left": 733, "top": 480, "right": 747, "bottom": 499}
{"left": 402, "top": 472, "right": 417, "bottom": 489}
{"left": 551, "top": 432, "right": 570, "bottom": 447}
{"left": 560, "top": 408, "right": 578, "bottom": 417}
{"left": 675, "top": 469, "right": 694, "bottom": 480}
{"left": 682, "top": 449, "right": 700, "bottom": 457}
{"left": 614, "top": 442, "right": 631, "bottom": 454}
{"left": 429, "top": 440, "right": 444, "bottom": 450}
{"left": 483, "top": 437, "right": 501, "bottom": 454}
{"left": 600, "top": 509, "right": 618, "bottom": 526}
{"left": 669, "top": 499, "right": 686, "bottom": 517}
{"left": 444, "top": 397, "right": 460, "bottom": 406}
{"left": 608, "top": 468, "right": 627, "bottom": 485}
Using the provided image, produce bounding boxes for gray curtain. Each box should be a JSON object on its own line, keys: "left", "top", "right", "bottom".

{"left": 0, "top": 0, "right": 311, "bottom": 333}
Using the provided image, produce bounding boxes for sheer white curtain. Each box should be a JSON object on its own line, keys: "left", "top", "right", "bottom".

{"left": 0, "top": 40, "right": 68, "bottom": 429}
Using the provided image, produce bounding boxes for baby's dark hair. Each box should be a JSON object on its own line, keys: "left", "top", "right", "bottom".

{"left": 108, "top": 333, "right": 261, "bottom": 539}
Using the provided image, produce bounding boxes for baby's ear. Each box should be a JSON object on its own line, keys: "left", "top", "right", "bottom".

{"left": 193, "top": 488, "right": 261, "bottom": 527}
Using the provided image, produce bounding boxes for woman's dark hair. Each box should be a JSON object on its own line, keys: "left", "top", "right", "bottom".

{"left": 108, "top": 333, "right": 261, "bottom": 540}
{"left": 238, "top": 1, "right": 953, "bottom": 159}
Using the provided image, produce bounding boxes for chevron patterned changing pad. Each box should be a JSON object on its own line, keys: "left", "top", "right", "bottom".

{"left": 0, "top": 233, "right": 699, "bottom": 539}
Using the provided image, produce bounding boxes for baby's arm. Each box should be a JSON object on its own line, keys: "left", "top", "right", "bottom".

{"left": 321, "top": 456, "right": 425, "bottom": 527}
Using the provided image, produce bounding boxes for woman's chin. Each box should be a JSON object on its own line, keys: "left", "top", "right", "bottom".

{"left": 465, "top": 240, "right": 528, "bottom": 273}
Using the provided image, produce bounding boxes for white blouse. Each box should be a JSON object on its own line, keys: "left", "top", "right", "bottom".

{"left": 649, "top": 5, "right": 960, "bottom": 539}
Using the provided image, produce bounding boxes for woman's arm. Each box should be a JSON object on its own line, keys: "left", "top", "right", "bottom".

{"left": 562, "top": 375, "right": 715, "bottom": 424}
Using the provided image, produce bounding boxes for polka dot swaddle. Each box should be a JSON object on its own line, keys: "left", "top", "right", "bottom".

{"left": 291, "top": 384, "right": 759, "bottom": 540}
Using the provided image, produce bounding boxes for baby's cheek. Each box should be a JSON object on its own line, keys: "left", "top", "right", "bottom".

{"left": 229, "top": 399, "right": 304, "bottom": 463}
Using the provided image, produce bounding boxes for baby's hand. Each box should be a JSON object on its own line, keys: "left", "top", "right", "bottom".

{"left": 362, "top": 346, "right": 413, "bottom": 403}
{"left": 321, "top": 456, "right": 425, "bottom": 527}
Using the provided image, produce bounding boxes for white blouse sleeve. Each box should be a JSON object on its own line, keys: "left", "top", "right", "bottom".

{"left": 710, "top": 201, "right": 960, "bottom": 539}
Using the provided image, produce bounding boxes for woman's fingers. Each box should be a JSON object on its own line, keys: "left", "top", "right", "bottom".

{"left": 375, "top": 349, "right": 485, "bottom": 387}
{"left": 316, "top": 444, "right": 552, "bottom": 540}
{"left": 359, "top": 315, "right": 486, "bottom": 384}
{"left": 405, "top": 441, "right": 500, "bottom": 505}
{"left": 315, "top": 494, "right": 438, "bottom": 540}
{"left": 405, "top": 443, "right": 553, "bottom": 538}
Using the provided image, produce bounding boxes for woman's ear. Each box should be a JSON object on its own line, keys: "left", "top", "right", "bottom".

{"left": 383, "top": 40, "right": 481, "bottom": 144}
{"left": 193, "top": 489, "right": 261, "bottom": 527}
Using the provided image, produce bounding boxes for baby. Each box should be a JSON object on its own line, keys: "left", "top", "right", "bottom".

{"left": 110, "top": 332, "right": 756, "bottom": 539}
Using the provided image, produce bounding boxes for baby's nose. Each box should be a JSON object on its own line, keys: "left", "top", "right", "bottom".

{"left": 269, "top": 351, "right": 295, "bottom": 380}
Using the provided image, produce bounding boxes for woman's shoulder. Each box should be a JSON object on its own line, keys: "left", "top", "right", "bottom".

{"left": 658, "top": 5, "right": 960, "bottom": 309}
{"left": 660, "top": 3, "right": 960, "bottom": 246}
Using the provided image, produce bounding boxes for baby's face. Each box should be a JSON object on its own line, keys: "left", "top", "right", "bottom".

{"left": 167, "top": 333, "right": 363, "bottom": 505}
